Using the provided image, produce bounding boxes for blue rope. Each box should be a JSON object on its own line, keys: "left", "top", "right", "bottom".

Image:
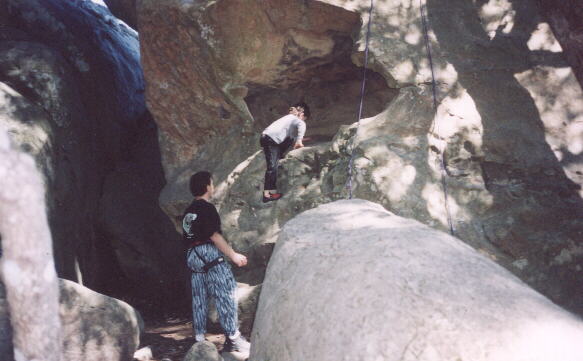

{"left": 346, "top": 0, "right": 374, "bottom": 199}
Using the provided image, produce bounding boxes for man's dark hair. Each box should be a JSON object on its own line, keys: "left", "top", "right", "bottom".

{"left": 293, "top": 102, "right": 311, "bottom": 119}
{"left": 190, "top": 171, "right": 212, "bottom": 196}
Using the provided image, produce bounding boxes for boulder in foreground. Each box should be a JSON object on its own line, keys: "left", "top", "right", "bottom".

{"left": 59, "top": 279, "right": 142, "bottom": 361}
{"left": 251, "top": 199, "right": 583, "bottom": 361}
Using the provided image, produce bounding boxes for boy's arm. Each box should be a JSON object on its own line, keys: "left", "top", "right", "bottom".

{"left": 210, "top": 232, "right": 247, "bottom": 267}
{"left": 294, "top": 120, "right": 306, "bottom": 148}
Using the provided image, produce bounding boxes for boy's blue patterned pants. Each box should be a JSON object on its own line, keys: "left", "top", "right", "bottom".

{"left": 187, "top": 243, "right": 238, "bottom": 336}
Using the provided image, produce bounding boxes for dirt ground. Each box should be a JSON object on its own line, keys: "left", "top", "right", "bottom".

{"left": 137, "top": 312, "right": 227, "bottom": 360}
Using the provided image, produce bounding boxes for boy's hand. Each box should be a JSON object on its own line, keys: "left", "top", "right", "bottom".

{"left": 230, "top": 252, "right": 248, "bottom": 267}
{"left": 293, "top": 141, "right": 304, "bottom": 149}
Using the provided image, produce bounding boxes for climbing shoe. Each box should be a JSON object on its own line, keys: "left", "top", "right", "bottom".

{"left": 262, "top": 193, "right": 282, "bottom": 203}
{"left": 223, "top": 334, "right": 250, "bottom": 353}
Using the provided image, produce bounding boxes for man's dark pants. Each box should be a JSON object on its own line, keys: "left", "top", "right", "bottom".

{"left": 260, "top": 135, "right": 293, "bottom": 190}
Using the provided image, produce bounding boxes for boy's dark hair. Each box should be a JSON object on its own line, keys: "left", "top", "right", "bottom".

{"left": 293, "top": 102, "right": 311, "bottom": 119}
{"left": 190, "top": 171, "right": 212, "bottom": 196}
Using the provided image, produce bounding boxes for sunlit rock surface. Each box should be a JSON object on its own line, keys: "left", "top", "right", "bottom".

{"left": 252, "top": 199, "right": 583, "bottom": 361}
{"left": 138, "top": 0, "right": 583, "bottom": 319}
{"left": 0, "top": 279, "right": 142, "bottom": 361}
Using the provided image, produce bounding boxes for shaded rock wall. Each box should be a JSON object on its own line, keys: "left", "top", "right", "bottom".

{"left": 104, "top": 0, "right": 138, "bottom": 29}
{"left": 0, "top": 0, "right": 183, "bottom": 307}
{"left": 0, "top": 40, "right": 95, "bottom": 284}
{"left": 538, "top": 0, "right": 583, "bottom": 88}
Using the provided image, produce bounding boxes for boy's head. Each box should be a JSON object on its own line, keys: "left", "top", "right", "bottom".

{"left": 190, "top": 171, "right": 213, "bottom": 197}
{"left": 291, "top": 102, "right": 310, "bottom": 120}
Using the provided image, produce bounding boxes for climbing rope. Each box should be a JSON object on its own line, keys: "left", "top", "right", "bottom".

{"left": 420, "top": 0, "right": 455, "bottom": 235}
{"left": 346, "top": 0, "right": 374, "bottom": 199}
{"left": 345, "top": 0, "right": 455, "bottom": 236}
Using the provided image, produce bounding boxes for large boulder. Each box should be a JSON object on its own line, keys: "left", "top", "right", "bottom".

{"left": 251, "top": 199, "right": 583, "bottom": 361}
{"left": 138, "top": 0, "right": 583, "bottom": 318}
{"left": 59, "top": 279, "right": 142, "bottom": 361}
{"left": 0, "top": 279, "right": 143, "bottom": 361}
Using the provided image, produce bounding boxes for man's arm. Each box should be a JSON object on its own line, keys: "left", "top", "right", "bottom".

{"left": 210, "top": 232, "right": 247, "bottom": 267}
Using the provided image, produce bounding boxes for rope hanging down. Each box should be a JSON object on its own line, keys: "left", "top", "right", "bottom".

{"left": 420, "top": 0, "right": 455, "bottom": 236}
{"left": 346, "top": 0, "right": 374, "bottom": 199}
{"left": 345, "top": 0, "right": 455, "bottom": 236}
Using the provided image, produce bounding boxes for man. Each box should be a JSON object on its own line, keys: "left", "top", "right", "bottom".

{"left": 182, "top": 171, "right": 250, "bottom": 353}
{"left": 260, "top": 102, "right": 311, "bottom": 203}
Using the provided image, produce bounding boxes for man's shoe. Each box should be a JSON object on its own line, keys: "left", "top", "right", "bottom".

{"left": 262, "top": 193, "right": 282, "bottom": 203}
{"left": 223, "top": 334, "right": 250, "bottom": 353}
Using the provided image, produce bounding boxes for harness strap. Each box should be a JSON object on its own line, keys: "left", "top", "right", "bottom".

{"left": 189, "top": 244, "right": 225, "bottom": 273}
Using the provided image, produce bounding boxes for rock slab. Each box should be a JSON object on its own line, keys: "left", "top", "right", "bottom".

{"left": 251, "top": 199, "right": 583, "bottom": 361}
{"left": 59, "top": 279, "right": 142, "bottom": 361}
{"left": 0, "top": 278, "right": 142, "bottom": 361}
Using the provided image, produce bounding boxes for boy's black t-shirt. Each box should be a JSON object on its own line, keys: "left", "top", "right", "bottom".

{"left": 182, "top": 199, "right": 221, "bottom": 244}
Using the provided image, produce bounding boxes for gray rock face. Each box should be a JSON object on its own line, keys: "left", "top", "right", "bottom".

{"left": 105, "top": 0, "right": 138, "bottom": 29}
{"left": 0, "top": 279, "right": 142, "bottom": 361}
{"left": 59, "top": 279, "right": 142, "bottom": 361}
{"left": 5, "top": 0, "right": 145, "bottom": 126}
{"left": 182, "top": 341, "right": 222, "bottom": 361}
{"left": 251, "top": 199, "right": 583, "bottom": 361}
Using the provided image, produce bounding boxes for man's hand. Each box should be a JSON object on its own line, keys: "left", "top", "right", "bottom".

{"left": 293, "top": 141, "right": 304, "bottom": 149}
{"left": 230, "top": 252, "right": 248, "bottom": 267}
{"left": 210, "top": 232, "right": 248, "bottom": 267}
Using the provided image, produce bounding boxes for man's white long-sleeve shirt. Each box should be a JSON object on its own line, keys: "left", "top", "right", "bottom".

{"left": 262, "top": 114, "right": 306, "bottom": 144}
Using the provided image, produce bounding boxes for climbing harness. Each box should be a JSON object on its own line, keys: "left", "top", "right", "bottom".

{"left": 188, "top": 243, "right": 226, "bottom": 273}
{"left": 419, "top": 0, "right": 455, "bottom": 236}
{"left": 345, "top": 0, "right": 374, "bottom": 200}
{"left": 345, "top": 0, "right": 455, "bottom": 236}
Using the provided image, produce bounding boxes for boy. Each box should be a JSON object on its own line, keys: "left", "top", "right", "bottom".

{"left": 260, "top": 102, "right": 311, "bottom": 203}
{"left": 182, "top": 171, "right": 250, "bottom": 353}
